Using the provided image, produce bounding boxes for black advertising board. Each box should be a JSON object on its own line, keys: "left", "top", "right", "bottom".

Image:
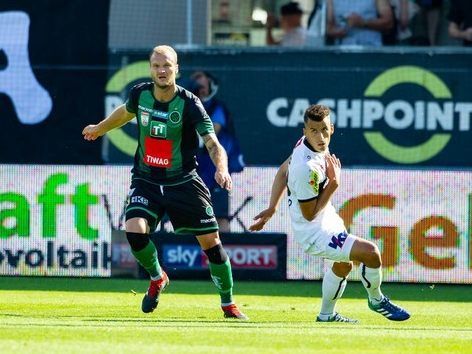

{"left": 0, "top": 0, "right": 109, "bottom": 164}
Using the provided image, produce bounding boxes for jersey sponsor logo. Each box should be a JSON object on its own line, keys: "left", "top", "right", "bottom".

{"left": 138, "top": 105, "right": 153, "bottom": 113}
{"left": 200, "top": 217, "right": 216, "bottom": 224}
{"left": 152, "top": 110, "right": 168, "bottom": 119}
{"left": 150, "top": 121, "right": 167, "bottom": 138}
{"left": 130, "top": 196, "right": 148, "bottom": 205}
{"left": 169, "top": 110, "right": 182, "bottom": 124}
{"left": 140, "top": 111, "right": 149, "bottom": 126}
{"left": 144, "top": 137, "right": 172, "bottom": 168}
{"left": 328, "top": 231, "right": 348, "bottom": 250}
{"left": 309, "top": 170, "right": 319, "bottom": 194}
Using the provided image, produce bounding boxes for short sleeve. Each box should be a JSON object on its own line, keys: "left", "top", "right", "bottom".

{"left": 124, "top": 85, "right": 140, "bottom": 114}
{"left": 291, "top": 161, "right": 326, "bottom": 202}
{"left": 189, "top": 96, "right": 215, "bottom": 136}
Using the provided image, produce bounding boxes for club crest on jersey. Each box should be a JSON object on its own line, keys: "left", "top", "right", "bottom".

{"left": 169, "top": 111, "right": 182, "bottom": 125}
{"left": 140, "top": 111, "right": 149, "bottom": 126}
{"left": 205, "top": 205, "right": 214, "bottom": 216}
{"left": 309, "top": 170, "right": 319, "bottom": 194}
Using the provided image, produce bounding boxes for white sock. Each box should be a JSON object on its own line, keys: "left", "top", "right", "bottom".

{"left": 360, "top": 264, "right": 384, "bottom": 304}
{"left": 319, "top": 267, "right": 347, "bottom": 319}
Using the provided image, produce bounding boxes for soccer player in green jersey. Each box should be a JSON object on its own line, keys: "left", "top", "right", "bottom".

{"left": 82, "top": 45, "right": 248, "bottom": 320}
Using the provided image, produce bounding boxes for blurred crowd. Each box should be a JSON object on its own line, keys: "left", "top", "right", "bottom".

{"left": 266, "top": 0, "right": 471, "bottom": 47}
{"left": 215, "top": 0, "right": 471, "bottom": 47}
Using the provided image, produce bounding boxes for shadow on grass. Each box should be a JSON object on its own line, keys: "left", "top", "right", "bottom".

{"left": 0, "top": 276, "right": 470, "bottom": 302}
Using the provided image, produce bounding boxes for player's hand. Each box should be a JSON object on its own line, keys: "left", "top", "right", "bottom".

{"left": 82, "top": 124, "right": 104, "bottom": 141}
{"left": 215, "top": 170, "right": 232, "bottom": 191}
{"left": 249, "top": 208, "right": 275, "bottom": 232}
{"left": 325, "top": 153, "right": 341, "bottom": 187}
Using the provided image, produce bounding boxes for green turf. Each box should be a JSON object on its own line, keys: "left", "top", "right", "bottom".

{"left": 0, "top": 277, "right": 470, "bottom": 354}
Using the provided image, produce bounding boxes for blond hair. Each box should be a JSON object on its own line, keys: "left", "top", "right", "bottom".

{"left": 149, "top": 45, "right": 178, "bottom": 63}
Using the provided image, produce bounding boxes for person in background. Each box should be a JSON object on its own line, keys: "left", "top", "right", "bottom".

{"left": 326, "top": 0, "right": 394, "bottom": 47}
{"left": 447, "top": 0, "right": 472, "bottom": 46}
{"left": 383, "top": 0, "right": 413, "bottom": 45}
{"left": 266, "top": 1, "right": 307, "bottom": 46}
{"left": 411, "top": 0, "right": 443, "bottom": 46}
{"left": 191, "top": 70, "right": 245, "bottom": 233}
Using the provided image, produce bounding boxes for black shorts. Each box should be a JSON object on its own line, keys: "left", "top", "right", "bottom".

{"left": 125, "top": 177, "right": 219, "bottom": 235}
{"left": 210, "top": 187, "right": 229, "bottom": 219}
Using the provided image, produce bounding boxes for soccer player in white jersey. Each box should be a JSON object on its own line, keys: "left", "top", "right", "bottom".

{"left": 250, "top": 104, "right": 410, "bottom": 322}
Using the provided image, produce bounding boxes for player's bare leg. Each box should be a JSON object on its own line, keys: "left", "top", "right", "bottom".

{"left": 350, "top": 238, "right": 410, "bottom": 321}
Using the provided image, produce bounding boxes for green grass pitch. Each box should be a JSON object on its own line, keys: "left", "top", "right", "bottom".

{"left": 0, "top": 277, "right": 470, "bottom": 354}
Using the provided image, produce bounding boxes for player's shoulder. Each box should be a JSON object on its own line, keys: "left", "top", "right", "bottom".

{"left": 289, "top": 149, "right": 311, "bottom": 175}
{"left": 131, "top": 81, "right": 153, "bottom": 91}
{"left": 291, "top": 146, "right": 325, "bottom": 175}
{"left": 176, "top": 85, "right": 198, "bottom": 102}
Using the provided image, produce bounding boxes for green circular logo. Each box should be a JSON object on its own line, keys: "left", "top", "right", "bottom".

{"left": 363, "top": 66, "right": 451, "bottom": 164}
{"left": 169, "top": 111, "right": 182, "bottom": 124}
{"left": 205, "top": 206, "right": 214, "bottom": 216}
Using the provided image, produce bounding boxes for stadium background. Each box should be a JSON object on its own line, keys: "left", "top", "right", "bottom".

{"left": 0, "top": 0, "right": 471, "bottom": 283}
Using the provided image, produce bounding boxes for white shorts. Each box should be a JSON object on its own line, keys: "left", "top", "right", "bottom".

{"left": 304, "top": 230, "right": 357, "bottom": 262}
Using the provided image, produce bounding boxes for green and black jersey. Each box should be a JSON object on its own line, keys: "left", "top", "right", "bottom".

{"left": 125, "top": 82, "right": 214, "bottom": 185}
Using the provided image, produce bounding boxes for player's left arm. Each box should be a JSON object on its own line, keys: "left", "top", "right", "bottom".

{"left": 202, "top": 133, "right": 232, "bottom": 191}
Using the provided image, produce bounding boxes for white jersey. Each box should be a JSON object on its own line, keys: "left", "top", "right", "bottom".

{"left": 287, "top": 137, "right": 346, "bottom": 252}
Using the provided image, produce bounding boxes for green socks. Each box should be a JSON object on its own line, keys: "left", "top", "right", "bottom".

{"left": 131, "top": 241, "right": 162, "bottom": 278}
{"left": 209, "top": 259, "right": 234, "bottom": 304}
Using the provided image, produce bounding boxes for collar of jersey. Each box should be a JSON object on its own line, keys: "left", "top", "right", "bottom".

{"left": 303, "top": 137, "right": 321, "bottom": 154}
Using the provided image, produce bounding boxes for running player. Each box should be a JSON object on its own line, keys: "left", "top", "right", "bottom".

{"left": 82, "top": 45, "right": 247, "bottom": 320}
{"left": 250, "top": 104, "right": 409, "bottom": 323}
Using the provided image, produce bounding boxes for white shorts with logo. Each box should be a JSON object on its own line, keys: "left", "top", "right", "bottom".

{"left": 303, "top": 230, "right": 357, "bottom": 262}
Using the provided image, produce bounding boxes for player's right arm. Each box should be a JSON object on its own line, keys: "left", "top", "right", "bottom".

{"left": 82, "top": 104, "right": 135, "bottom": 141}
{"left": 298, "top": 153, "right": 341, "bottom": 221}
{"left": 249, "top": 156, "right": 290, "bottom": 232}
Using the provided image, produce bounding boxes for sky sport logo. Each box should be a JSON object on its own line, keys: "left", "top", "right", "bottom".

{"left": 267, "top": 66, "right": 472, "bottom": 164}
{"left": 163, "top": 244, "right": 278, "bottom": 269}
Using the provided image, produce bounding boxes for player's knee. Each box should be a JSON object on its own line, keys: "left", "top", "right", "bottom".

{"left": 204, "top": 243, "right": 228, "bottom": 265}
{"left": 364, "top": 242, "right": 382, "bottom": 268}
{"left": 332, "top": 261, "right": 353, "bottom": 277}
{"left": 126, "top": 232, "right": 150, "bottom": 252}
